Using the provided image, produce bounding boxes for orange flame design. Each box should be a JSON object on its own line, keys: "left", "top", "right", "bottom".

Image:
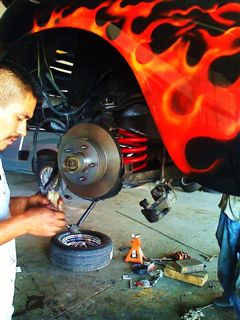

{"left": 32, "top": 1, "right": 240, "bottom": 174}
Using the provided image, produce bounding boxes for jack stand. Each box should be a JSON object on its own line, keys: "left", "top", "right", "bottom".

{"left": 125, "top": 234, "right": 147, "bottom": 264}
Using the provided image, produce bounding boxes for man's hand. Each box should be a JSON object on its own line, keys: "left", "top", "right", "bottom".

{"left": 1, "top": 194, "right": 66, "bottom": 245}
{"left": 0, "top": 206, "right": 67, "bottom": 245}
{"left": 27, "top": 193, "right": 50, "bottom": 208}
{"left": 10, "top": 194, "right": 50, "bottom": 216}
{"left": 23, "top": 207, "right": 66, "bottom": 237}
{"left": 10, "top": 193, "right": 64, "bottom": 215}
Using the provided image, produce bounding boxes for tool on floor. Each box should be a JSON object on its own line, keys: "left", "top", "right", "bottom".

{"left": 150, "top": 257, "right": 173, "bottom": 265}
{"left": 147, "top": 263, "right": 164, "bottom": 278}
{"left": 132, "top": 263, "right": 148, "bottom": 275}
{"left": 134, "top": 275, "right": 162, "bottom": 288}
{"left": 122, "top": 274, "right": 133, "bottom": 288}
{"left": 199, "top": 253, "right": 215, "bottom": 262}
{"left": 66, "top": 201, "right": 97, "bottom": 233}
{"left": 150, "top": 274, "right": 163, "bottom": 287}
{"left": 134, "top": 279, "right": 152, "bottom": 288}
{"left": 125, "top": 234, "right": 147, "bottom": 264}
{"left": 181, "top": 304, "right": 213, "bottom": 320}
{"left": 167, "top": 251, "right": 191, "bottom": 261}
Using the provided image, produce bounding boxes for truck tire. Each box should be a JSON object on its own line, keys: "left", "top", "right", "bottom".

{"left": 49, "top": 230, "right": 113, "bottom": 272}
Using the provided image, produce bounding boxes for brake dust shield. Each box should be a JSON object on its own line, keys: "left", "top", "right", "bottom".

{"left": 58, "top": 123, "right": 123, "bottom": 200}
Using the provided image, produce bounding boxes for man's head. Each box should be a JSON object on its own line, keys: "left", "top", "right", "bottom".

{"left": 0, "top": 61, "right": 38, "bottom": 151}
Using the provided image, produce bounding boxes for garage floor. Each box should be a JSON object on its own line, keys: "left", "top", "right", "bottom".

{"left": 7, "top": 172, "right": 236, "bottom": 320}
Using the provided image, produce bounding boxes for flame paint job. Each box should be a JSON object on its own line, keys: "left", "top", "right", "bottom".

{"left": 1, "top": 0, "right": 238, "bottom": 193}
{"left": 30, "top": 0, "right": 240, "bottom": 178}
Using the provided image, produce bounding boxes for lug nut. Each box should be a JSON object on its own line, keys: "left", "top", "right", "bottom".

{"left": 89, "top": 163, "right": 95, "bottom": 167}
{"left": 64, "top": 148, "right": 72, "bottom": 153}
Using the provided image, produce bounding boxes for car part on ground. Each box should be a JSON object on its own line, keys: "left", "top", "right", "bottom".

{"left": 49, "top": 230, "right": 113, "bottom": 272}
{"left": 58, "top": 123, "right": 123, "bottom": 200}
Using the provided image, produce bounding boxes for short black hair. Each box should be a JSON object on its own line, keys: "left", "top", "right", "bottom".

{"left": 0, "top": 60, "right": 40, "bottom": 108}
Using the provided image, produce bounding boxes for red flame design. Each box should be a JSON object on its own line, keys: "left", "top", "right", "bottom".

{"left": 32, "top": 1, "right": 240, "bottom": 175}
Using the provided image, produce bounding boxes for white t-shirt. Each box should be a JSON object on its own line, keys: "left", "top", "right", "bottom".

{"left": 0, "top": 159, "right": 16, "bottom": 320}
{"left": 218, "top": 194, "right": 240, "bottom": 222}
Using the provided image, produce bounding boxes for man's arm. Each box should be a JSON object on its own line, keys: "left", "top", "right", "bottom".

{"left": 0, "top": 215, "right": 26, "bottom": 244}
{"left": 0, "top": 206, "right": 66, "bottom": 245}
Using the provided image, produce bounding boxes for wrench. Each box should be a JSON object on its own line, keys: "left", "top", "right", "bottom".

{"left": 66, "top": 201, "right": 97, "bottom": 233}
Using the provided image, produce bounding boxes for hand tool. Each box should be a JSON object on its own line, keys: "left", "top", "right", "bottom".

{"left": 66, "top": 201, "right": 97, "bottom": 233}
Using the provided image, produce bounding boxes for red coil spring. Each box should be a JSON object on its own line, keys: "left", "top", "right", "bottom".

{"left": 117, "top": 128, "right": 148, "bottom": 172}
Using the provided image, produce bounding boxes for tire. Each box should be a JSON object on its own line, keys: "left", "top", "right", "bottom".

{"left": 180, "top": 177, "right": 201, "bottom": 193}
{"left": 37, "top": 157, "right": 60, "bottom": 191}
{"left": 49, "top": 230, "right": 113, "bottom": 272}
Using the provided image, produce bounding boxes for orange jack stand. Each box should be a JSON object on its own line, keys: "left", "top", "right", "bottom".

{"left": 125, "top": 234, "right": 146, "bottom": 264}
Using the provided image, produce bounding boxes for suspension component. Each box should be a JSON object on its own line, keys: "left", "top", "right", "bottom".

{"left": 117, "top": 129, "right": 148, "bottom": 172}
{"left": 139, "top": 181, "right": 177, "bottom": 223}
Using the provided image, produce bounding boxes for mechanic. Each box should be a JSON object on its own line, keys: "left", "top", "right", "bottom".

{"left": 214, "top": 194, "right": 240, "bottom": 319}
{"left": 0, "top": 61, "right": 66, "bottom": 320}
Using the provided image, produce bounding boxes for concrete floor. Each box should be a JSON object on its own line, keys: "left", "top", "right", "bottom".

{"left": 6, "top": 172, "right": 236, "bottom": 320}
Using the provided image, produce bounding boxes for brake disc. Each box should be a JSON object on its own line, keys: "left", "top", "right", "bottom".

{"left": 58, "top": 123, "right": 123, "bottom": 200}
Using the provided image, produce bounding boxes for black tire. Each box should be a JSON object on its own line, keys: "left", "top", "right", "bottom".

{"left": 180, "top": 177, "right": 201, "bottom": 193}
{"left": 49, "top": 230, "right": 113, "bottom": 272}
{"left": 37, "top": 156, "right": 60, "bottom": 191}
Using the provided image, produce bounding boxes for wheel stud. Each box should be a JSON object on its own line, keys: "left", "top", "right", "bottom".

{"left": 89, "top": 163, "right": 95, "bottom": 167}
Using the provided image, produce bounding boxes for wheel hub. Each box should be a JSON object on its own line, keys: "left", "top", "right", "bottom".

{"left": 58, "top": 123, "right": 123, "bottom": 200}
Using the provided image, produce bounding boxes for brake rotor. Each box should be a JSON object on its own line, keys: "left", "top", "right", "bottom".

{"left": 58, "top": 123, "right": 123, "bottom": 200}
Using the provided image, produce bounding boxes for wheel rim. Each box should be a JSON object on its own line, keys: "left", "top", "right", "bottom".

{"left": 40, "top": 166, "right": 58, "bottom": 189}
{"left": 59, "top": 233, "right": 102, "bottom": 248}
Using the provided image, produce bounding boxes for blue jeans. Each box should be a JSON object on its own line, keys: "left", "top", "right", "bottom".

{"left": 216, "top": 211, "right": 240, "bottom": 319}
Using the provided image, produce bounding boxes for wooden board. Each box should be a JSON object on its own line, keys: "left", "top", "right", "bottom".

{"left": 164, "top": 266, "right": 208, "bottom": 287}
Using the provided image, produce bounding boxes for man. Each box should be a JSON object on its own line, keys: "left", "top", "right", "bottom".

{"left": 0, "top": 61, "right": 66, "bottom": 320}
{"left": 214, "top": 194, "right": 240, "bottom": 319}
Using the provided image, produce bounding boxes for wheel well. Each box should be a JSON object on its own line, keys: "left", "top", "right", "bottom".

{"left": 32, "top": 149, "right": 57, "bottom": 173}
{"left": 37, "top": 150, "right": 57, "bottom": 161}
{"left": 4, "top": 28, "right": 143, "bottom": 106}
